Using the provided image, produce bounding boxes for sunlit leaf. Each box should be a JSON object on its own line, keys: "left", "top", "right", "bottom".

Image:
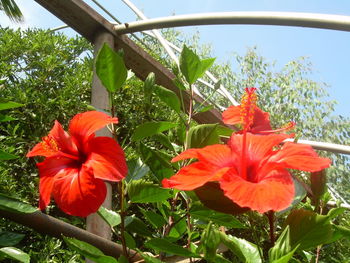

{"left": 0, "top": 101, "right": 24, "bottom": 111}
{"left": 128, "top": 179, "right": 172, "bottom": 203}
{"left": 145, "top": 238, "right": 199, "bottom": 258}
{"left": 0, "top": 247, "right": 29, "bottom": 263}
{"left": 97, "top": 207, "right": 121, "bottom": 228}
{"left": 0, "top": 150, "right": 18, "bottom": 160}
{"left": 154, "top": 85, "right": 181, "bottom": 113}
{"left": 131, "top": 122, "right": 177, "bottom": 142}
{"left": 95, "top": 43, "right": 127, "bottom": 93}
{"left": 186, "top": 124, "right": 220, "bottom": 148}
{"left": 0, "top": 193, "right": 37, "bottom": 214}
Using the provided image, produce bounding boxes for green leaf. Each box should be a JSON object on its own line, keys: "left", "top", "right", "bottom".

{"left": 145, "top": 238, "right": 199, "bottom": 258}
{"left": 190, "top": 203, "right": 245, "bottom": 228}
{"left": 220, "top": 233, "right": 262, "bottom": 263}
{"left": 131, "top": 122, "right": 177, "bottom": 142}
{"left": 269, "top": 226, "right": 291, "bottom": 261}
{"left": 0, "top": 150, "right": 18, "bottom": 160}
{"left": 139, "top": 251, "right": 165, "bottom": 263}
{"left": 140, "top": 207, "right": 167, "bottom": 229}
{"left": 152, "top": 133, "right": 175, "bottom": 152}
{"left": 139, "top": 144, "right": 174, "bottom": 181}
{"left": 97, "top": 207, "right": 121, "bottom": 228}
{"left": 0, "top": 231, "right": 25, "bottom": 247}
{"left": 270, "top": 246, "right": 299, "bottom": 263}
{"left": 125, "top": 215, "right": 153, "bottom": 237}
{"left": 95, "top": 43, "right": 127, "bottom": 93}
{"left": 284, "top": 208, "right": 344, "bottom": 250}
{"left": 63, "top": 236, "right": 118, "bottom": 263}
{"left": 0, "top": 102, "right": 24, "bottom": 111}
{"left": 0, "top": 247, "right": 30, "bottom": 263}
{"left": 0, "top": 114, "right": 16, "bottom": 122}
{"left": 179, "top": 45, "right": 215, "bottom": 85}
{"left": 153, "top": 85, "right": 181, "bottom": 113}
{"left": 128, "top": 179, "right": 172, "bottom": 203}
{"left": 123, "top": 231, "right": 136, "bottom": 249}
{"left": 200, "top": 223, "right": 221, "bottom": 261}
{"left": 186, "top": 124, "right": 220, "bottom": 149}
{"left": 0, "top": 193, "right": 37, "bottom": 214}
{"left": 125, "top": 158, "right": 150, "bottom": 182}
{"left": 310, "top": 170, "right": 327, "bottom": 201}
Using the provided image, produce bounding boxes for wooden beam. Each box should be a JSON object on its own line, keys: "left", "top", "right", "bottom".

{"left": 34, "top": 0, "right": 224, "bottom": 125}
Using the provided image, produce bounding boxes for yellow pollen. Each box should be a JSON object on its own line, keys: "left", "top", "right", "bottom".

{"left": 240, "top": 87, "right": 258, "bottom": 130}
{"left": 42, "top": 135, "right": 60, "bottom": 153}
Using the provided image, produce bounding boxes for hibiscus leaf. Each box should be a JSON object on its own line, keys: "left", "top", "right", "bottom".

{"left": 95, "top": 43, "right": 127, "bottom": 93}
{"left": 63, "top": 236, "right": 118, "bottom": 263}
{"left": 283, "top": 208, "right": 345, "bottom": 250}
{"left": 0, "top": 150, "right": 18, "bottom": 160}
{"left": 127, "top": 179, "right": 172, "bottom": 203}
{"left": 97, "top": 207, "right": 121, "bottom": 228}
{"left": 125, "top": 215, "right": 153, "bottom": 237}
{"left": 269, "top": 226, "right": 297, "bottom": 261}
{"left": 145, "top": 238, "right": 200, "bottom": 258}
{"left": 186, "top": 124, "right": 220, "bottom": 148}
{"left": 139, "top": 207, "right": 167, "bottom": 229}
{"left": 126, "top": 158, "right": 150, "bottom": 182}
{"left": 0, "top": 193, "right": 37, "bottom": 214}
{"left": 131, "top": 121, "right": 177, "bottom": 142}
{"left": 199, "top": 222, "right": 221, "bottom": 261}
{"left": 0, "top": 101, "right": 24, "bottom": 111}
{"left": 179, "top": 45, "right": 215, "bottom": 85}
{"left": 153, "top": 85, "right": 181, "bottom": 114}
{"left": 0, "top": 231, "right": 25, "bottom": 247}
{"left": 190, "top": 202, "right": 245, "bottom": 229}
{"left": 220, "top": 232, "right": 262, "bottom": 263}
{"left": 139, "top": 144, "right": 173, "bottom": 181}
{"left": 0, "top": 247, "right": 30, "bottom": 263}
{"left": 139, "top": 252, "right": 165, "bottom": 263}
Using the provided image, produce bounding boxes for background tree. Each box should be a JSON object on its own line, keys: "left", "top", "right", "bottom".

{"left": 0, "top": 0, "right": 22, "bottom": 22}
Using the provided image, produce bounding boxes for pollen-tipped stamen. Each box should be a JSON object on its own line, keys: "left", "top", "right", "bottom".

{"left": 240, "top": 87, "right": 257, "bottom": 132}
{"left": 259, "top": 121, "right": 296, "bottom": 134}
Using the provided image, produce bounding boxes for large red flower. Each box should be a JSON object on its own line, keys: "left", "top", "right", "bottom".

{"left": 222, "top": 87, "right": 295, "bottom": 134}
{"left": 27, "top": 111, "right": 127, "bottom": 217}
{"left": 162, "top": 133, "right": 331, "bottom": 213}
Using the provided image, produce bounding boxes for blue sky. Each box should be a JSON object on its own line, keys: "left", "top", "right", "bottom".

{"left": 1, "top": 0, "right": 350, "bottom": 117}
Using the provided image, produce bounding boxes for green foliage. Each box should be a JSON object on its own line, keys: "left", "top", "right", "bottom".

{"left": 0, "top": 0, "right": 23, "bottom": 22}
{"left": 97, "top": 207, "right": 121, "bottom": 228}
{"left": 0, "top": 246, "right": 30, "bottom": 263}
{"left": 0, "top": 193, "right": 37, "bottom": 213}
{"left": 145, "top": 238, "right": 199, "bottom": 258}
{"left": 96, "top": 43, "right": 127, "bottom": 93}
{"left": 127, "top": 179, "right": 172, "bottom": 203}
{"left": 131, "top": 121, "right": 177, "bottom": 142}
{"left": 63, "top": 236, "right": 118, "bottom": 263}
{"left": 186, "top": 123, "right": 220, "bottom": 148}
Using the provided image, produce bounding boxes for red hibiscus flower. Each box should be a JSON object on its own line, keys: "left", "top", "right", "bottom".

{"left": 222, "top": 87, "right": 295, "bottom": 134}
{"left": 162, "top": 133, "right": 331, "bottom": 213}
{"left": 27, "top": 111, "right": 127, "bottom": 217}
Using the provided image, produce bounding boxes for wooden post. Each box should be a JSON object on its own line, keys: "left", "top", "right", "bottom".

{"left": 86, "top": 31, "right": 114, "bottom": 262}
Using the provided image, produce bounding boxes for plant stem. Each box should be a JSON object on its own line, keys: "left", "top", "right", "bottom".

{"left": 267, "top": 211, "right": 275, "bottom": 246}
{"left": 184, "top": 84, "right": 194, "bottom": 151}
{"left": 110, "top": 92, "right": 128, "bottom": 260}
{"left": 248, "top": 213, "right": 264, "bottom": 262}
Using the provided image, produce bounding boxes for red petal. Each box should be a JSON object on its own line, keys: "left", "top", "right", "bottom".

{"left": 220, "top": 169, "right": 294, "bottom": 213}
{"left": 85, "top": 137, "right": 127, "bottom": 182}
{"left": 229, "top": 133, "right": 293, "bottom": 163}
{"left": 36, "top": 157, "right": 75, "bottom": 210}
{"left": 52, "top": 165, "right": 107, "bottom": 217}
{"left": 251, "top": 107, "right": 272, "bottom": 132}
{"left": 222, "top": 105, "right": 241, "bottom": 125}
{"left": 268, "top": 142, "right": 331, "bottom": 172}
{"left": 162, "top": 162, "right": 231, "bottom": 190}
{"left": 27, "top": 121, "right": 78, "bottom": 158}
{"left": 69, "top": 111, "right": 118, "bottom": 145}
{"left": 172, "top": 144, "right": 235, "bottom": 167}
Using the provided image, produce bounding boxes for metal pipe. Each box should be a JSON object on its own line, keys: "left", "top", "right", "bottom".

{"left": 284, "top": 138, "right": 350, "bottom": 155}
{"left": 114, "top": 11, "right": 350, "bottom": 34}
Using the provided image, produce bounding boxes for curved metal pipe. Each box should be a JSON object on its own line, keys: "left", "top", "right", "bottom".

{"left": 114, "top": 11, "right": 350, "bottom": 34}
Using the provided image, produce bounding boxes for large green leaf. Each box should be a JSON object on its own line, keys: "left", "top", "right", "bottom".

{"left": 95, "top": 43, "right": 127, "bottom": 93}
{"left": 139, "top": 144, "right": 173, "bottom": 181}
{"left": 0, "top": 247, "right": 30, "bottom": 263}
{"left": 0, "top": 102, "right": 24, "bottom": 111}
{"left": 153, "top": 85, "right": 181, "bottom": 113}
{"left": 145, "top": 238, "right": 199, "bottom": 258}
{"left": 200, "top": 223, "right": 221, "bottom": 261}
{"left": 220, "top": 233, "right": 262, "bottom": 263}
{"left": 0, "top": 193, "right": 37, "bottom": 214}
{"left": 190, "top": 203, "right": 245, "bottom": 228}
{"left": 186, "top": 124, "right": 220, "bottom": 148}
{"left": 179, "top": 45, "right": 215, "bottom": 85}
{"left": 0, "top": 231, "right": 25, "bottom": 247}
{"left": 125, "top": 158, "right": 150, "bottom": 182}
{"left": 125, "top": 215, "right": 153, "bottom": 237}
{"left": 128, "top": 179, "right": 172, "bottom": 203}
{"left": 139, "top": 207, "right": 167, "bottom": 229}
{"left": 131, "top": 122, "right": 177, "bottom": 142}
{"left": 284, "top": 208, "right": 344, "bottom": 250}
{"left": 0, "top": 150, "right": 18, "bottom": 160}
{"left": 97, "top": 207, "right": 121, "bottom": 228}
{"left": 63, "top": 236, "right": 118, "bottom": 263}
{"left": 268, "top": 226, "right": 298, "bottom": 262}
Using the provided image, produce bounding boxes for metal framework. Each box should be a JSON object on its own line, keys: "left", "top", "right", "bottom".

{"left": 113, "top": 11, "right": 350, "bottom": 34}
